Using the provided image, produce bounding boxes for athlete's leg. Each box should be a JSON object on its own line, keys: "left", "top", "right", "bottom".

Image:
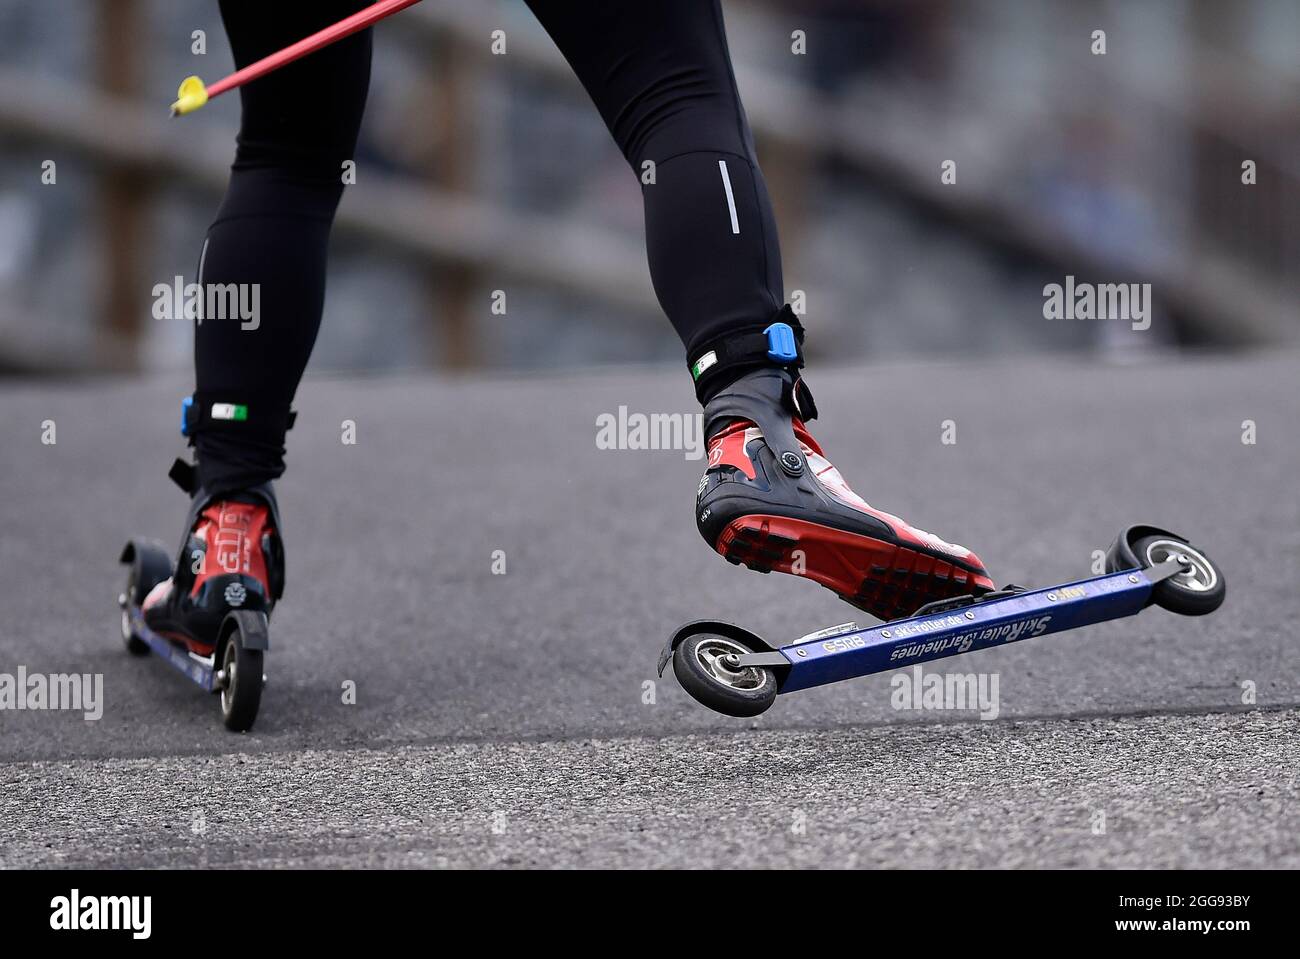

{"left": 525, "top": 0, "right": 785, "bottom": 403}
{"left": 525, "top": 2, "right": 994, "bottom": 616}
{"left": 194, "top": 1, "right": 372, "bottom": 495}
{"left": 138, "top": 3, "right": 372, "bottom": 652}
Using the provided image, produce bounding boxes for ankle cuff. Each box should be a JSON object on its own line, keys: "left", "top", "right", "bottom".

{"left": 688, "top": 305, "right": 807, "bottom": 404}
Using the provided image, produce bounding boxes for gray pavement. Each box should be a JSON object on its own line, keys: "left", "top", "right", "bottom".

{"left": 1, "top": 352, "right": 1298, "bottom": 867}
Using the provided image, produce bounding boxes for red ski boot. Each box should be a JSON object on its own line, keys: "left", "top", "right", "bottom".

{"left": 140, "top": 483, "right": 284, "bottom": 654}
{"left": 697, "top": 367, "right": 994, "bottom": 620}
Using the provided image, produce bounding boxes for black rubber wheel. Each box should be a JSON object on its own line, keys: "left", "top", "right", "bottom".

{"left": 219, "top": 628, "right": 264, "bottom": 732}
{"left": 1133, "top": 534, "right": 1225, "bottom": 616}
{"left": 672, "top": 632, "right": 777, "bottom": 717}
{"left": 121, "top": 541, "right": 172, "bottom": 656}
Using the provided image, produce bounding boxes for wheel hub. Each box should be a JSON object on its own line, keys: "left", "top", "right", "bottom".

{"left": 694, "top": 637, "right": 767, "bottom": 690}
{"left": 220, "top": 643, "right": 237, "bottom": 713}
{"left": 1144, "top": 539, "right": 1217, "bottom": 592}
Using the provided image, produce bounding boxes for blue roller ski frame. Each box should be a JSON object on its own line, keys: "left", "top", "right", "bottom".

{"left": 659, "top": 527, "right": 1202, "bottom": 699}
{"left": 118, "top": 601, "right": 268, "bottom": 693}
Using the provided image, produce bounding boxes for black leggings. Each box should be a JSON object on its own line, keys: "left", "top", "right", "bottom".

{"left": 197, "top": 0, "right": 785, "bottom": 493}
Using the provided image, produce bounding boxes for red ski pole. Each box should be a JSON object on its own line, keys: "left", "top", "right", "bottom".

{"left": 171, "top": 0, "right": 423, "bottom": 116}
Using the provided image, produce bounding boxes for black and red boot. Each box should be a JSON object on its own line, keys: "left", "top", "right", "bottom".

{"left": 140, "top": 478, "right": 285, "bottom": 655}
{"left": 696, "top": 366, "right": 994, "bottom": 621}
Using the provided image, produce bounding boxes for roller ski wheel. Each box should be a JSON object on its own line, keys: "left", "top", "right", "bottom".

{"left": 217, "top": 619, "right": 265, "bottom": 732}
{"left": 1133, "top": 534, "right": 1225, "bottom": 616}
{"left": 119, "top": 539, "right": 172, "bottom": 656}
{"left": 1105, "top": 524, "right": 1225, "bottom": 617}
{"left": 672, "top": 629, "right": 777, "bottom": 717}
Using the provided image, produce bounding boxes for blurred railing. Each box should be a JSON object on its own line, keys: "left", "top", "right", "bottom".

{"left": 0, "top": 0, "right": 1294, "bottom": 373}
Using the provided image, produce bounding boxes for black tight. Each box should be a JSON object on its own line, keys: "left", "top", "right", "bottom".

{"left": 197, "top": 0, "right": 784, "bottom": 493}
{"left": 197, "top": 1, "right": 372, "bottom": 493}
{"left": 527, "top": 1, "right": 785, "bottom": 352}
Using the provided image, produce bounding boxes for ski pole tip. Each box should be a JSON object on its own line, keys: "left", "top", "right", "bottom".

{"left": 170, "top": 76, "right": 209, "bottom": 117}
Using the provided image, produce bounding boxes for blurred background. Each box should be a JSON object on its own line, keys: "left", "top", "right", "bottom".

{"left": 0, "top": 0, "right": 1296, "bottom": 377}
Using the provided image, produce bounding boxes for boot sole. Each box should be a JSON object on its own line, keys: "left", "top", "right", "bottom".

{"left": 717, "top": 514, "right": 995, "bottom": 621}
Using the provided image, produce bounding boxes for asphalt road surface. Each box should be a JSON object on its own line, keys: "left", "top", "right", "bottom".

{"left": 2, "top": 352, "right": 1298, "bottom": 868}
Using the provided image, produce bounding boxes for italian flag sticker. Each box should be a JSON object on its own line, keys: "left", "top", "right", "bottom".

{"left": 691, "top": 351, "right": 717, "bottom": 381}
{"left": 210, "top": 403, "right": 248, "bottom": 422}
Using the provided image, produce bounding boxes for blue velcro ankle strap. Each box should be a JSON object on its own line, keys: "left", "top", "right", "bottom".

{"left": 764, "top": 322, "right": 799, "bottom": 363}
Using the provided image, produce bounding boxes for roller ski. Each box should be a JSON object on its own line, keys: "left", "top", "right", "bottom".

{"left": 663, "top": 524, "right": 1226, "bottom": 718}
{"left": 118, "top": 399, "right": 287, "bottom": 732}
{"left": 667, "top": 322, "right": 1225, "bottom": 716}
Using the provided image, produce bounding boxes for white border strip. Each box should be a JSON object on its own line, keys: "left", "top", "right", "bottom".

{"left": 195, "top": 237, "right": 209, "bottom": 324}
{"left": 718, "top": 159, "right": 740, "bottom": 234}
